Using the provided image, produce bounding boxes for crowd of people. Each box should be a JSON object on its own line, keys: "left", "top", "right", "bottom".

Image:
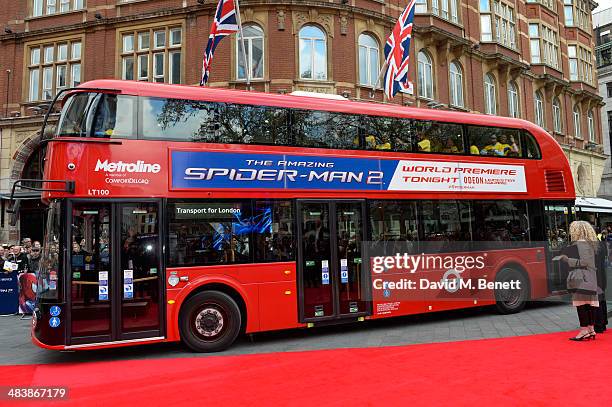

{"left": 471, "top": 133, "right": 521, "bottom": 157}
{"left": 0, "top": 237, "right": 41, "bottom": 315}
{"left": 596, "top": 225, "right": 612, "bottom": 242}
{"left": 414, "top": 127, "right": 521, "bottom": 157}
{"left": 1, "top": 237, "right": 42, "bottom": 275}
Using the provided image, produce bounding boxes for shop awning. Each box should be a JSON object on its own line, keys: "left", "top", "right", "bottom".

{"left": 575, "top": 197, "right": 612, "bottom": 213}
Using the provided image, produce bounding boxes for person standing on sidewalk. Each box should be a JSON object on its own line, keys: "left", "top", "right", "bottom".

{"left": 594, "top": 238, "right": 608, "bottom": 333}
{"left": 21, "top": 238, "right": 32, "bottom": 255}
{"left": 27, "top": 246, "right": 42, "bottom": 274}
{"left": 6, "top": 245, "right": 29, "bottom": 275}
{"left": 559, "top": 221, "right": 600, "bottom": 341}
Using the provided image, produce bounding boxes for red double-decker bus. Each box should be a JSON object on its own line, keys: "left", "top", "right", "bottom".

{"left": 21, "top": 80, "right": 575, "bottom": 352}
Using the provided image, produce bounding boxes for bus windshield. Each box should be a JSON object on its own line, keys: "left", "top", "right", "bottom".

{"left": 56, "top": 92, "right": 98, "bottom": 137}
{"left": 38, "top": 200, "right": 61, "bottom": 301}
{"left": 56, "top": 92, "right": 136, "bottom": 138}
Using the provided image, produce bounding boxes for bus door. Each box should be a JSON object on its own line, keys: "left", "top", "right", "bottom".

{"left": 67, "top": 201, "right": 163, "bottom": 345}
{"left": 544, "top": 203, "right": 573, "bottom": 292}
{"left": 297, "top": 200, "right": 369, "bottom": 322}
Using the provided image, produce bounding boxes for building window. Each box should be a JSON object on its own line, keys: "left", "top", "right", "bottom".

{"left": 529, "top": 24, "right": 559, "bottom": 68}
{"left": 575, "top": 0, "right": 590, "bottom": 31}
{"left": 481, "top": 14, "right": 493, "bottom": 42}
{"left": 299, "top": 25, "right": 327, "bottom": 81}
{"left": 564, "top": 0, "right": 574, "bottom": 26}
{"left": 484, "top": 73, "right": 496, "bottom": 115}
{"left": 449, "top": 61, "right": 463, "bottom": 108}
{"left": 237, "top": 24, "right": 264, "bottom": 81}
{"left": 588, "top": 110, "right": 595, "bottom": 143}
{"left": 526, "top": 0, "right": 555, "bottom": 10}
{"left": 121, "top": 26, "right": 182, "bottom": 84}
{"left": 529, "top": 24, "right": 540, "bottom": 63}
{"left": 597, "top": 38, "right": 612, "bottom": 67}
{"left": 574, "top": 106, "right": 582, "bottom": 139}
{"left": 580, "top": 46, "right": 593, "bottom": 85}
{"left": 534, "top": 91, "right": 545, "bottom": 128}
{"left": 568, "top": 44, "right": 593, "bottom": 84}
{"left": 31, "top": 0, "right": 85, "bottom": 17}
{"left": 449, "top": 0, "right": 459, "bottom": 23}
{"left": 27, "top": 39, "right": 81, "bottom": 101}
{"left": 599, "top": 29, "right": 611, "bottom": 46}
{"left": 564, "top": 0, "right": 590, "bottom": 31}
{"left": 607, "top": 83, "right": 612, "bottom": 98}
{"left": 33, "top": 0, "right": 43, "bottom": 16}
{"left": 507, "top": 81, "right": 519, "bottom": 118}
{"left": 417, "top": 50, "right": 434, "bottom": 100}
{"left": 541, "top": 26, "right": 558, "bottom": 69}
{"left": 358, "top": 33, "right": 379, "bottom": 87}
{"left": 415, "top": 0, "right": 428, "bottom": 13}
{"left": 552, "top": 97, "right": 562, "bottom": 133}
{"left": 430, "top": 0, "right": 460, "bottom": 24}
{"left": 569, "top": 45, "right": 578, "bottom": 80}
{"left": 480, "top": 0, "right": 516, "bottom": 49}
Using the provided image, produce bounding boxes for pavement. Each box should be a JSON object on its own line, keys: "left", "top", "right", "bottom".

{"left": 0, "top": 299, "right": 590, "bottom": 366}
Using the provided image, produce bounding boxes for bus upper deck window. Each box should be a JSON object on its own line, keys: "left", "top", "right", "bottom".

{"left": 362, "top": 116, "right": 412, "bottom": 152}
{"left": 522, "top": 130, "right": 541, "bottom": 159}
{"left": 293, "top": 110, "right": 360, "bottom": 150}
{"left": 468, "top": 126, "right": 521, "bottom": 157}
{"left": 92, "top": 94, "right": 136, "bottom": 138}
{"left": 414, "top": 122, "right": 464, "bottom": 154}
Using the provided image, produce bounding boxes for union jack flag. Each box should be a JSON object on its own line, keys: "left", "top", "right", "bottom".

{"left": 200, "top": 0, "right": 240, "bottom": 86}
{"left": 383, "top": 0, "right": 416, "bottom": 98}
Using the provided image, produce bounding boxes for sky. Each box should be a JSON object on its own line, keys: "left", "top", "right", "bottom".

{"left": 595, "top": 0, "right": 612, "bottom": 13}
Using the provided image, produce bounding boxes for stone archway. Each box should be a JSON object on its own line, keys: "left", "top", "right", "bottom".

{"left": 5, "top": 130, "right": 45, "bottom": 243}
{"left": 9, "top": 131, "right": 42, "bottom": 186}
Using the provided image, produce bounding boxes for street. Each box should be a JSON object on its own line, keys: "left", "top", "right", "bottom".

{"left": 0, "top": 300, "right": 580, "bottom": 366}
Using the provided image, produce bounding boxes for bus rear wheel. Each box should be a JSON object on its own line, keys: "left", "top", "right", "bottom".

{"left": 494, "top": 268, "right": 529, "bottom": 314}
{"left": 180, "top": 290, "right": 241, "bottom": 352}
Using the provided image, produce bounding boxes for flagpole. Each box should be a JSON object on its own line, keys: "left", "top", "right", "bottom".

{"left": 370, "top": 59, "right": 389, "bottom": 99}
{"left": 234, "top": 0, "right": 251, "bottom": 90}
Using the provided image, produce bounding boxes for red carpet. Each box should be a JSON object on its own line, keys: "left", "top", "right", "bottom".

{"left": 2, "top": 331, "right": 612, "bottom": 406}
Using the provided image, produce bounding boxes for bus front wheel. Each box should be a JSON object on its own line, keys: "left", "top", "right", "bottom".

{"left": 180, "top": 290, "right": 242, "bottom": 352}
{"left": 494, "top": 268, "right": 529, "bottom": 314}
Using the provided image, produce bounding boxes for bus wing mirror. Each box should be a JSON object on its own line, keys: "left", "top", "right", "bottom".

{"left": 8, "top": 199, "right": 21, "bottom": 227}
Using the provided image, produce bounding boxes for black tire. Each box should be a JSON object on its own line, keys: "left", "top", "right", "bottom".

{"left": 494, "top": 267, "right": 530, "bottom": 314}
{"left": 179, "top": 290, "right": 241, "bottom": 352}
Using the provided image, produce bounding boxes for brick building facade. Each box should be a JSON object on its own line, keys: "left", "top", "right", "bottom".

{"left": 0, "top": 0, "right": 606, "bottom": 241}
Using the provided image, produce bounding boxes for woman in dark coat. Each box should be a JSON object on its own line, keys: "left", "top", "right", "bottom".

{"left": 559, "top": 221, "right": 600, "bottom": 341}
{"left": 595, "top": 240, "right": 608, "bottom": 333}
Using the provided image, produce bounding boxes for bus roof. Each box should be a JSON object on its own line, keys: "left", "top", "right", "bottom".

{"left": 77, "top": 79, "right": 551, "bottom": 136}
